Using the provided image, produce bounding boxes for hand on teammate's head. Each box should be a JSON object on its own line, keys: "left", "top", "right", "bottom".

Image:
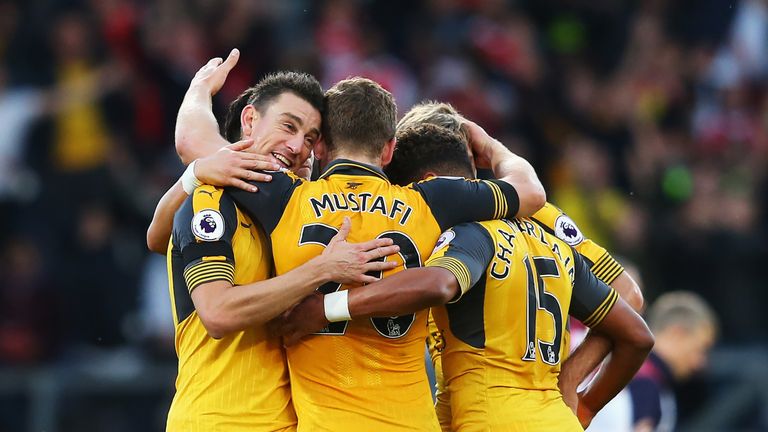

{"left": 461, "top": 119, "right": 495, "bottom": 169}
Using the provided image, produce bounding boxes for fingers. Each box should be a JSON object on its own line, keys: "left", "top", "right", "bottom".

{"left": 220, "top": 48, "right": 240, "bottom": 73}
{"left": 235, "top": 168, "right": 272, "bottom": 183}
{"left": 355, "top": 236, "right": 395, "bottom": 252}
{"left": 361, "top": 260, "right": 399, "bottom": 274}
{"left": 362, "top": 244, "right": 400, "bottom": 261}
{"left": 196, "top": 57, "right": 222, "bottom": 76}
{"left": 330, "top": 217, "right": 352, "bottom": 244}
{"left": 266, "top": 309, "right": 292, "bottom": 337}
{"left": 222, "top": 148, "right": 281, "bottom": 171}
{"left": 232, "top": 152, "right": 281, "bottom": 170}
{"left": 226, "top": 139, "right": 254, "bottom": 152}
{"left": 231, "top": 179, "right": 258, "bottom": 193}
{"left": 265, "top": 318, "right": 281, "bottom": 337}
{"left": 244, "top": 159, "right": 281, "bottom": 172}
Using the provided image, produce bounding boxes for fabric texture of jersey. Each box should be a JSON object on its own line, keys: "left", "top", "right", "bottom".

{"left": 427, "top": 202, "right": 623, "bottom": 430}
{"left": 166, "top": 185, "right": 296, "bottom": 432}
{"left": 227, "top": 160, "right": 519, "bottom": 432}
{"left": 425, "top": 219, "right": 618, "bottom": 431}
{"left": 531, "top": 202, "right": 624, "bottom": 284}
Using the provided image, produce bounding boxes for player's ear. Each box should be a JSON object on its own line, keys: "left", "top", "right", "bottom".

{"left": 241, "top": 105, "right": 260, "bottom": 137}
{"left": 380, "top": 137, "right": 396, "bottom": 166}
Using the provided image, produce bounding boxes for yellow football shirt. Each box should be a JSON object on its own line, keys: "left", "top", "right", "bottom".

{"left": 426, "top": 219, "right": 619, "bottom": 431}
{"left": 166, "top": 185, "right": 295, "bottom": 431}
{"left": 228, "top": 159, "right": 520, "bottom": 432}
{"left": 428, "top": 202, "right": 625, "bottom": 430}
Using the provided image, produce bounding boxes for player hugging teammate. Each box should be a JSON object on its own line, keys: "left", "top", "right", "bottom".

{"left": 148, "top": 49, "right": 653, "bottom": 432}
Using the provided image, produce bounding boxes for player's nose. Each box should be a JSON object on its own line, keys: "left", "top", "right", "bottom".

{"left": 285, "top": 135, "right": 303, "bottom": 154}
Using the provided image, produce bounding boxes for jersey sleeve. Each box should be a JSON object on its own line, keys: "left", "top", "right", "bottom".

{"left": 413, "top": 177, "right": 520, "bottom": 231}
{"left": 226, "top": 170, "right": 303, "bottom": 235}
{"left": 569, "top": 250, "right": 620, "bottom": 328}
{"left": 173, "top": 185, "right": 239, "bottom": 292}
{"left": 531, "top": 202, "right": 625, "bottom": 284}
{"left": 424, "top": 222, "right": 495, "bottom": 301}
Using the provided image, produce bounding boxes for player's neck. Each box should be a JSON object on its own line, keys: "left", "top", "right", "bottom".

{"left": 323, "top": 151, "right": 383, "bottom": 169}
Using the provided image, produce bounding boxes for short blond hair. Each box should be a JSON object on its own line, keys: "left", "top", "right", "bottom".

{"left": 397, "top": 101, "right": 469, "bottom": 143}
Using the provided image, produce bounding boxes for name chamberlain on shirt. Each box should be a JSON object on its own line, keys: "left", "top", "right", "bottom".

{"left": 310, "top": 192, "right": 414, "bottom": 225}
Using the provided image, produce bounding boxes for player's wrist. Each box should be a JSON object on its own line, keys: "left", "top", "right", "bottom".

{"left": 181, "top": 160, "right": 203, "bottom": 195}
{"left": 324, "top": 290, "right": 351, "bottom": 322}
{"left": 188, "top": 82, "right": 216, "bottom": 98}
{"left": 307, "top": 255, "right": 335, "bottom": 285}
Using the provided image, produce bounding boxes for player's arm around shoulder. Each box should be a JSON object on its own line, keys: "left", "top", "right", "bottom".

{"left": 192, "top": 217, "right": 401, "bottom": 339}
{"left": 147, "top": 141, "right": 280, "bottom": 254}
{"left": 271, "top": 222, "right": 495, "bottom": 345}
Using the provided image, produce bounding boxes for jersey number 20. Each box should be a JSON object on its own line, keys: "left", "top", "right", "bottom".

{"left": 299, "top": 223, "right": 418, "bottom": 339}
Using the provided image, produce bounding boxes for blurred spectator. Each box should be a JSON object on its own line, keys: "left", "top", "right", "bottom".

{"left": 0, "top": 238, "right": 59, "bottom": 363}
{"left": 589, "top": 291, "right": 718, "bottom": 432}
{"left": 551, "top": 135, "right": 629, "bottom": 250}
{"left": 58, "top": 202, "right": 138, "bottom": 349}
{"left": 50, "top": 11, "right": 112, "bottom": 173}
{"left": 0, "top": 0, "right": 765, "bottom": 429}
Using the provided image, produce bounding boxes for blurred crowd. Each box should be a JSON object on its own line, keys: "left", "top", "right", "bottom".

{"left": 0, "top": 0, "right": 766, "bottom": 427}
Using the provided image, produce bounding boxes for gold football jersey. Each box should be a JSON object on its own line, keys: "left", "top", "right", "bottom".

{"left": 531, "top": 202, "right": 624, "bottom": 284}
{"left": 166, "top": 185, "right": 295, "bottom": 432}
{"left": 228, "top": 160, "right": 520, "bottom": 432}
{"left": 426, "top": 219, "right": 618, "bottom": 431}
{"left": 427, "top": 202, "right": 625, "bottom": 430}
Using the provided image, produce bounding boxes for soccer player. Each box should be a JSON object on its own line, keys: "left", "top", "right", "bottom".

{"left": 159, "top": 53, "right": 402, "bottom": 431}
{"left": 272, "top": 124, "right": 654, "bottom": 431}
{"left": 190, "top": 77, "right": 546, "bottom": 431}
{"left": 393, "top": 101, "right": 645, "bottom": 418}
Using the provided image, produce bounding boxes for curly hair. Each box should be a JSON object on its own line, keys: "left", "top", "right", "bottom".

{"left": 385, "top": 123, "right": 474, "bottom": 186}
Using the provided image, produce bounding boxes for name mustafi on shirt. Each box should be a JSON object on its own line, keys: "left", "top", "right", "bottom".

{"left": 309, "top": 192, "right": 414, "bottom": 225}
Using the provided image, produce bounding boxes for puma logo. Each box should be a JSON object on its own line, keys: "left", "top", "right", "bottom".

{"left": 196, "top": 189, "right": 215, "bottom": 198}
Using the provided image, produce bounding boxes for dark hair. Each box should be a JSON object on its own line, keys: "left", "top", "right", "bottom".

{"left": 323, "top": 77, "right": 397, "bottom": 158}
{"left": 385, "top": 124, "right": 475, "bottom": 186}
{"left": 222, "top": 71, "right": 324, "bottom": 142}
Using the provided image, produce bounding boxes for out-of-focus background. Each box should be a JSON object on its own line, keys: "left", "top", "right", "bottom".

{"left": 0, "top": 0, "right": 766, "bottom": 430}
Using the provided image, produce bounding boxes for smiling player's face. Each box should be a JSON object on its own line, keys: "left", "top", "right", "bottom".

{"left": 242, "top": 92, "right": 321, "bottom": 174}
